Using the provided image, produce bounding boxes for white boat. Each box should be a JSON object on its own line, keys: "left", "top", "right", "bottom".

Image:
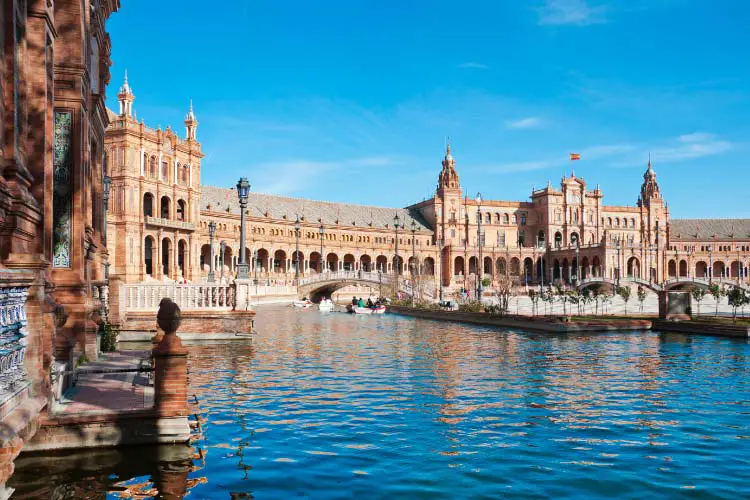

{"left": 347, "top": 305, "right": 386, "bottom": 315}
{"left": 318, "top": 300, "right": 335, "bottom": 312}
{"left": 292, "top": 300, "right": 312, "bottom": 309}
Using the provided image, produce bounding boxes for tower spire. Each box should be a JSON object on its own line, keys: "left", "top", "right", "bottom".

{"left": 117, "top": 70, "right": 135, "bottom": 117}
{"left": 184, "top": 99, "right": 198, "bottom": 140}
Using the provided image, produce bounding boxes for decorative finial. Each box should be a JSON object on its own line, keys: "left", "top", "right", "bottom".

{"left": 124, "top": 69, "right": 128, "bottom": 85}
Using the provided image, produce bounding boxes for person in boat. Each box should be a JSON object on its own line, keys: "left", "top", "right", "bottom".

{"left": 351, "top": 296, "right": 358, "bottom": 306}
{"left": 358, "top": 297, "right": 365, "bottom": 308}
{"left": 367, "top": 297, "right": 374, "bottom": 308}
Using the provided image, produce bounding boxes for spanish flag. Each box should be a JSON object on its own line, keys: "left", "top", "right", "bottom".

{"left": 569, "top": 153, "right": 581, "bottom": 161}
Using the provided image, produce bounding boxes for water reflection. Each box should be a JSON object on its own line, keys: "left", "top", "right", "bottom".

{"left": 10, "top": 306, "right": 750, "bottom": 498}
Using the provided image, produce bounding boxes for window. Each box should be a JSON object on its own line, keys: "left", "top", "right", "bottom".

{"left": 503, "top": 214, "right": 509, "bottom": 224}
{"left": 511, "top": 214, "right": 517, "bottom": 224}
{"left": 520, "top": 214, "right": 527, "bottom": 225}
{"left": 498, "top": 232, "right": 506, "bottom": 246}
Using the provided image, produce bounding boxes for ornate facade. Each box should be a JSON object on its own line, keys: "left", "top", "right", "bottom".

{"left": 0, "top": 0, "right": 119, "bottom": 487}
{"left": 106, "top": 78, "right": 750, "bottom": 299}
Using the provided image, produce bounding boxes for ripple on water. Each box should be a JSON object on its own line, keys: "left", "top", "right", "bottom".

{"left": 9, "top": 306, "right": 750, "bottom": 498}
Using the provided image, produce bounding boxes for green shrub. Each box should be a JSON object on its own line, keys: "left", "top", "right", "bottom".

{"left": 100, "top": 322, "right": 119, "bottom": 352}
{"left": 458, "top": 301, "right": 482, "bottom": 313}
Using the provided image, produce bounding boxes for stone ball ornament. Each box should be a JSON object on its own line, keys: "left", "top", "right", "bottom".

{"left": 157, "top": 298, "right": 182, "bottom": 335}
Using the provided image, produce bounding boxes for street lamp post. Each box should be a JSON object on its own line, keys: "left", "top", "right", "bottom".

{"left": 103, "top": 175, "right": 111, "bottom": 246}
{"left": 294, "top": 216, "right": 301, "bottom": 280}
{"left": 437, "top": 237, "right": 444, "bottom": 302}
{"left": 410, "top": 219, "right": 417, "bottom": 304}
{"left": 319, "top": 224, "right": 325, "bottom": 273}
{"left": 220, "top": 241, "right": 226, "bottom": 281}
{"left": 236, "top": 178, "right": 250, "bottom": 279}
{"left": 476, "top": 192, "right": 483, "bottom": 301}
{"left": 393, "top": 214, "right": 401, "bottom": 284}
{"left": 208, "top": 221, "right": 216, "bottom": 282}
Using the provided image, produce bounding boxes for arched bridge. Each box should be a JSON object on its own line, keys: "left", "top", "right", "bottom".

{"left": 575, "top": 276, "right": 663, "bottom": 292}
{"left": 575, "top": 276, "right": 750, "bottom": 293}
{"left": 298, "top": 270, "right": 396, "bottom": 301}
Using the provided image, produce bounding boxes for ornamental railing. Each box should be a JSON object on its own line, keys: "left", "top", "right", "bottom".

{"left": 0, "top": 285, "right": 29, "bottom": 401}
{"left": 121, "top": 283, "right": 234, "bottom": 312}
{"left": 144, "top": 216, "right": 196, "bottom": 231}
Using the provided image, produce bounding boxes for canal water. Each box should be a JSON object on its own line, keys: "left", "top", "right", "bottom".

{"left": 11, "top": 305, "right": 750, "bottom": 498}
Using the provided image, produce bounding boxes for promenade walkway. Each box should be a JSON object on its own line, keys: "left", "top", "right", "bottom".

{"left": 52, "top": 351, "right": 153, "bottom": 416}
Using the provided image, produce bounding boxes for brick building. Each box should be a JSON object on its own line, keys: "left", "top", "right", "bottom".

{"left": 105, "top": 85, "right": 750, "bottom": 298}
{"left": 0, "top": 0, "right": 119, "bottom": 486}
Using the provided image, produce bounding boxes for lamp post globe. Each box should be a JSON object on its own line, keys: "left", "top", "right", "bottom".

{"left": 236, "top": 177, "right": 251, "bottom": 279}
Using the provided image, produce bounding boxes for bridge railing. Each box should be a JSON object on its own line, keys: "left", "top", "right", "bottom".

{"left": 299, "top": 270, "right": 393, "bottom": 286}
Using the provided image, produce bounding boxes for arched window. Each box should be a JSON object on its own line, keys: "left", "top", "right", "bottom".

{"left": 177, "top": 200, "right": 186, "bottom": 221}
{"left": 554, "top": 232, "right": 562, "bottom": 248}
{"left": 143, "top": 193, "right": 154, "bottom": 217}
{"left": 520, "top": 214, "right": 527, "bottom": 225}
{"left": 160, "top": 196, "right": 170, "bottom": 219}
{"left": 485, "top": 212, "right": 491, "bottom": 224}
{"left": 503, "top": 214, "right": 509, "bottom": 224}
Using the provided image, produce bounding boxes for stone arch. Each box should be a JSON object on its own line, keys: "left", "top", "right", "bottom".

{"left": 143, "top": 192, "right": 154, "bottom": 217}
{"left": 376, "top": 255, "right": 388, "bottom": 272}
{"left": 679, "top": 259, "right": 688, "bottom": 277}
{"left": 695, "top": 261, "right": 708, "bottom": 278}
{"left": 570, "top": 232, "right": 580, "bottom": 246}
{"left": 730, "top": 260, "right": 743, "bottom": 278}
{"left": 510, "top": 257, "right": 520, "bottom": 276}
{"left": 627, "top": 256, "right": 640, "bottom": 279}
{"left": 713, "top": 260, "right": 726, "bottom": 278}
{"left": 581, "top": 256, "right": 590, "bottom": 279}
{"left": 408, "top": 256, "right": 419, "bottom": 274}
{"left": 160, "top": 195, "right": 171, "bottom": 219}
{"left": 454, "top": 256, "right": 465, "bottom": 276}
{"left": 562, "top": 258, "right": 570, "bottom": 282}
{"left": 343, "top": 253, "right": 355, "bottom": 271}
{"left": 200, "top": 244, "right": 210, "bottom": 272}
{"left": 310, "top": 251, "right": 322, "bottom": 273}
{"left": 554, "top": 231, "right": 562, "bottom": 248}
{"left": 360, "top": 254, "right": 372, "bottom": 272}
{"left": 292, "top": 250, "right": 304, "bottom": 274}
{"left": 423, "top": 257, "right": 435, "bottom": 275}
{"left": 468, "top": 256, "right": 479, "bottom": 275}
{"left": 483, "top": 256, "right": 493, "bottom": 277}
{"left": 176, "top": 199, "right": 187, "bottom": 222}
{"left": 327, "top": 252, "right": 339, "bottom": 272}
{"left": 256, "top": 248, "right": 270, "bottom": 273}
{"left": 177, "top": 239, "right": 188, "bottom": 278}
{"left": 667, "top": 259, "right": 677, "bottom": 278}
{"left": 393, "top": 255, "right": 404, "bottom": 275}
{"left": 144, "top": 236, "right": 155, "bottom": 276}
{"left": 496, "top": 257, "right": 506, "bottom": 276}
{"left": 553, "top": 259, "right": 561, "bottom": 280}
{"left": 161, "top": 237, "right": 172, "bottom": 278}
{"left": 523, "top": 257, "right": 533, "bottom": 279}
{"left": 274, "top": 249, "right": 287, "bottom": 273}
{"left": 592, "top": 256, "right": 601, "bottom": 277}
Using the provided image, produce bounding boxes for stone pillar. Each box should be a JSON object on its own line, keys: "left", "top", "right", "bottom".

{"left": 153, "top": 300, "right": 188, "bottom": 418}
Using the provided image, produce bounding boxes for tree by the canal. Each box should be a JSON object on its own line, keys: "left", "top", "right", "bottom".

{"left": 617, "top": 286, "right": 632, "bottom": 315}
{"left": 691, "top": 287, "right": 706, "bottom": 316}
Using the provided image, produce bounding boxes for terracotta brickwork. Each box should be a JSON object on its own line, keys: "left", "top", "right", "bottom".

{"left": 0, "top": 0, "right": 119, "bottom": 483}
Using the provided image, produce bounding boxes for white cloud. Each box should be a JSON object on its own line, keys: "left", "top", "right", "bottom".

{"left": 537, "top": 0, "right": 607, "bottom": 26}
{"left": 654, "top": 133, "right": 733, "bottom": 162}
{"left": 457, "top": 62, "right": 488, "bottom": 69}
{"left": 251, "top": 156, "right": 403, "bottom": 195}
{"left": 506, "top": 117, "right": 544, "bottom": 129}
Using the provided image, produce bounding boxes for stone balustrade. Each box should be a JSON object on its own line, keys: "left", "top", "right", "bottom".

{"left": 121, "top": 283, "right": 235, "bottom": 312}
{"left": 0, "top": 286, "right": 29, "bottom": 404}
{"left": 144, "top": 216, "right": 196, "bottom": 231}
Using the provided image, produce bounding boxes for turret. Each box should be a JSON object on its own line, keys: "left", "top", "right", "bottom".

{"left": 638, "top": 156, "right": 662, "bottom": 207}
{"left": 184, "top": 100, "right": 198, "bottom": 140}
{"left": 117, "top": 70, "right": 135, "bottom": 117}
{"left": 437, "top": 143, "right": 460, "bottom": 196}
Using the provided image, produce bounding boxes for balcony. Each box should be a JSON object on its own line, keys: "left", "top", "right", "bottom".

{"left": 145, "top": 216, "right": 196, "bottom": 231}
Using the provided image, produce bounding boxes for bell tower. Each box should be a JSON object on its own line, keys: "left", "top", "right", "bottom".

{"left": 117, "top": 71, "right": 134, "bottom": 117}
{"left": 435, "top": 143, "right": 463, "bottom": 249}
{"left": 184, "top": 100, "right": 198, "bottom": 140}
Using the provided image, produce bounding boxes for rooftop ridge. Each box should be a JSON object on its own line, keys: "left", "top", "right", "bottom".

{"left": 200, "top": 184, "right": 414, "bottom": 211}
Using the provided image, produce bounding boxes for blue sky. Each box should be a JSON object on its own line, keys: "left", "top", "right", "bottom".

{"left": 106, "top": 0, "right": 749, "bottom": 218}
